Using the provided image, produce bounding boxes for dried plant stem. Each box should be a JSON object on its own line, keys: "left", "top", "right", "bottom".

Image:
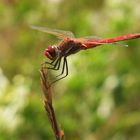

{"left": 40, "top": 67, "right": 64, "bottom": 140}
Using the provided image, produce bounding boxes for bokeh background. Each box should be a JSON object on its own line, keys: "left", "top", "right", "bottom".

{"left": 0, "top": 0, "right": 140, "bottom": 140}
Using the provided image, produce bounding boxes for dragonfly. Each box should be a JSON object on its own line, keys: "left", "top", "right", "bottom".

{"left": 31, "top": 25, "right": 140, "bottom": 83}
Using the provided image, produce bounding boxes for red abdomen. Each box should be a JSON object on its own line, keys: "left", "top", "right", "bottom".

{"left": 101, "top": 33, "right": 140, "bottom": 43}
{"left": 83, "top": 33, "right": 140, "bottom": 49}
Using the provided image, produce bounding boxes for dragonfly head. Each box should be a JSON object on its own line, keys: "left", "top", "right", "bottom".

{"left": 44, "top": 45, "right": 58, "bottom": 60}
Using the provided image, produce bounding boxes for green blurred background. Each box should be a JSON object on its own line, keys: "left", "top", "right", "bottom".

{"left": 0, "top": 0, "right": 140, "bottom": 140}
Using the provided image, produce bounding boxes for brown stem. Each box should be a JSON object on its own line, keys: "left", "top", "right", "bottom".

{"left": 40, "top": 67, "right": 65, "bottom": 140}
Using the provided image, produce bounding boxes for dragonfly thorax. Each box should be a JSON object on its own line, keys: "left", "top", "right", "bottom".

{"left": 44, "top": 45, "right": 59, "bottom": 60}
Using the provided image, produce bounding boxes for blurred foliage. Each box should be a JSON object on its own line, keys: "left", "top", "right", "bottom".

{"left": 0, "top": 0, "right": 140, "bottom": 140}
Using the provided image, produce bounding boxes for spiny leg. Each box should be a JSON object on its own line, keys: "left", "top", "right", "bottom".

{"left": 41, "top": 58, "right": 57, "bottom": 70}
{"left": 47, "top": 57, "right": 62, "bottom": 70}
{"left": 56, "top": 57, "right": 65, "bottom": 77}
{"left": 55, "top": 57, "right": 62, "bottom": 70}
{"left": 43, "top": 58, "right": 56, "bottom": 65}
{"left": 51, "top": 57, "right": 68, "bottom": 84}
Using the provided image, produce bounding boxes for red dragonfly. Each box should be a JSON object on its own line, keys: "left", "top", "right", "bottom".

{"left": 31, "top": 25, "right": 140, "bottom": 83}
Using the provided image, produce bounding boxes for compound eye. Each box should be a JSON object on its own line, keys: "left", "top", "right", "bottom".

{"left": 44, "top": 46, "right": 56, "bottom": 60}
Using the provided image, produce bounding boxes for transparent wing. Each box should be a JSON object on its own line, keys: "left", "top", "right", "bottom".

{"left": 31, "top": 25, "right": 75, "bottom": 39}
{"left": 76, "top": 36, "right": 108, "bottom": 45}
{"left": 77, "top": 36, "right": 104, "bottom": 45}
{"left": 79, "top": 36, "right": 102, "bottom": 40}
{"left": 77, "top": 36, "right": 128, "bottom": 47}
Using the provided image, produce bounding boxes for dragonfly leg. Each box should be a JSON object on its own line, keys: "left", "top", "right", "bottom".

{"left": 55, "top": 57, "right": 62, "bottom": 70}
{"left": 56, "top": 57, "right": 65, "bottom": 77}
{"left": 41, "top": 58, "right": 56, "bottom": 69}
{"left": 47, "top": 57, "right": 62, "bottom": 70}
{"left": 51, "top": 57, "right": 68, "bottom": 84}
